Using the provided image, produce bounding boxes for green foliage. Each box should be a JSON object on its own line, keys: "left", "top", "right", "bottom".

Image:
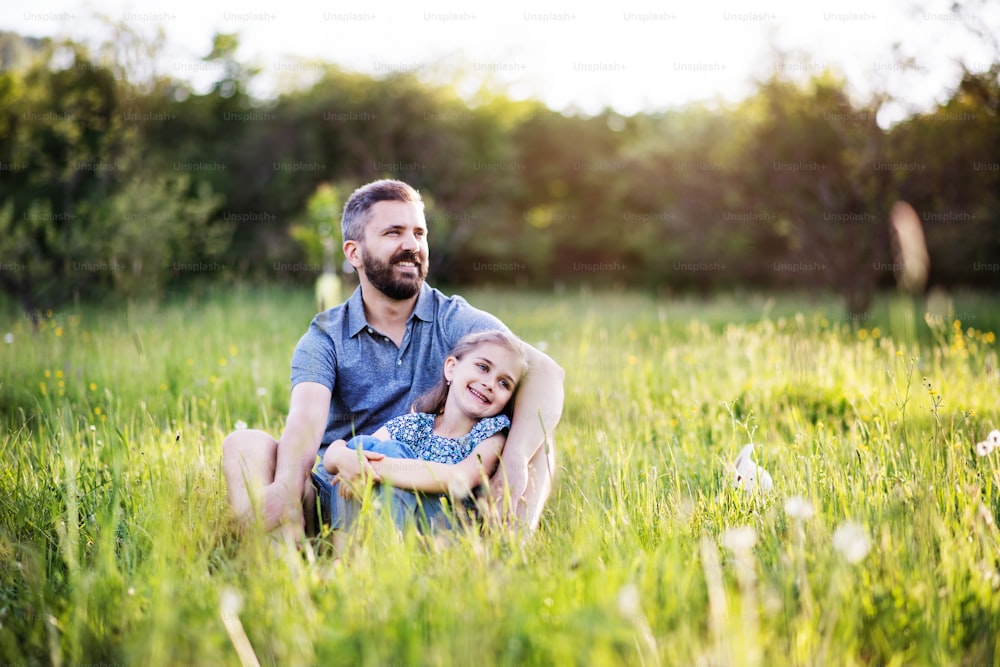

{"left": 94, "top": 174, "right": 227, "bottom": 298}
{"left": 3, "top": 25, "right": 999, "bottom": 311}
{"left": 0, "top": 34, "right": 230, "bottom": 309}
{"left": 289, "top": 182, "right": 345, "bottom": 272}
{"left": 1, "top": 287, "right": 999, "bottom": 664}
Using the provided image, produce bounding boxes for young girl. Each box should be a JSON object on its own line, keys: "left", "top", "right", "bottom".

{"left": 312, "top": 329, "right": 527, "bottom": 536}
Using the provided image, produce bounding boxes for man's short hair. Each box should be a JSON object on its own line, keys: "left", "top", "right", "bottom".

{"left": 341, "top": 179, "right": 423, "bottom": 242}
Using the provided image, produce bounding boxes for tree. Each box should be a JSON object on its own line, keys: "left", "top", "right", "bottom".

{"left": 733, "top": 72, "right": 887, "bottom": 313}
{"left": 0, "top": 34, "right": 227, "bottom": 312}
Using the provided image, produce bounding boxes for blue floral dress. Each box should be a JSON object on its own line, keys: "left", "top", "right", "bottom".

{"left": 311, "top": 412, "right": 510, "bottom": 533}
{"left": 383, "top": 412, "right": 511, "bottom": 463}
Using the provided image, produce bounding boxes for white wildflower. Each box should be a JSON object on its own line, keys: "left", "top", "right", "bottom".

{"left": 784, "top": 495, "right": 815, "bottom": 521}
{"left": 832, "top": 521, "right": 871, "bottom": 564}
{"left": 234, "top": 420, "right": 248, "bottom": 430}
{"left": 447, "top": 476, "right": 472, "bottom": 499}
{"left": 3, "top": 332, "right": 12, "bottom": 344}
{"left": 975, "top": 430, "right": 1000, "bottom": 456}
{"left": 256, "top": 387, "right": 267, "bottom": 397}
{"left": 617, "top": 583, "right": 641, "bottom": 618}
{"left": 978, "top": 503, "right": 995, "bottom": 527}
{"left": 220, "top": 587, "right": 242, "bottom": 619}
{"left": 721, "top": 526, "right": 758, "bottom": 553}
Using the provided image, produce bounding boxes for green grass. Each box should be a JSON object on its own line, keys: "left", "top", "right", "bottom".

{"left": 2, "top": 285, "right": 999, "bottom": 666}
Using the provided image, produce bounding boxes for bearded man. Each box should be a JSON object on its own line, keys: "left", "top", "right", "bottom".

{"left": 222, "top": 179, "right": 564, "bottom": 541}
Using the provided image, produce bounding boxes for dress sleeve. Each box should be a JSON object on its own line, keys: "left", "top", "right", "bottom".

{"left": 468, "top": 415, "right": 511, "bottom": 446}
{"left": 384, "top": 412, "right": 432, "bottom": 448}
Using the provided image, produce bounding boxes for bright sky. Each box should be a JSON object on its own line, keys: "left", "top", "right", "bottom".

{"left": 3, "top": 0, "right": 997, "bottom": 125}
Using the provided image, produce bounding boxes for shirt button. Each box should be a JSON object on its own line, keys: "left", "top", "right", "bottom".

{"left": 397, "top": 359, "right": 402, "bottom": 366}
{"left": 367, "top": 328, "right": 373, "bottom": 334}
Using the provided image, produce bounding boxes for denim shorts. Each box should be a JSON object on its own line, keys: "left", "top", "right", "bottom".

{"left": 311, "top": 435, "right": 456, "bottom": 533}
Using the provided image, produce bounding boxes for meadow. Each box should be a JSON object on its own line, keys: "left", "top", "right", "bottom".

{"left": 1, "top": 285, "right": 999, "bottom": 666}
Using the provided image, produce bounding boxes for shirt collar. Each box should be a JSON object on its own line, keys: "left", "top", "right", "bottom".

{"left": 346, "top": 286, "right": 369, "bottom": 337}
{"left": 347, "top": 282, "right": 434, "bottom": 337}
{"left": 411, "top": 283, "right": 434, "bottom": 323}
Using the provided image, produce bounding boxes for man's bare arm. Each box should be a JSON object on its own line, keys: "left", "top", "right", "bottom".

{"left": 269, "top": 381, "right": 331, "bottom": 527}
{"left": 497, "top": 343, "right": 564, "bottom": 519}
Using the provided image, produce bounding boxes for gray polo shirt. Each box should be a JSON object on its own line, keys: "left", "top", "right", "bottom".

{"left": 290, "top": 283, "right": 506, "bottom": 448}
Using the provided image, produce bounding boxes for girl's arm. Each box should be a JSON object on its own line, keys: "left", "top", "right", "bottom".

{"left": 322, "top": 437, "right": 385, "bottom": 482}
{"left": 322, "top": 425, "right": 397, "bottom": 477}
{"left": 371, "top": 434, "right": 505, "bottom": 497}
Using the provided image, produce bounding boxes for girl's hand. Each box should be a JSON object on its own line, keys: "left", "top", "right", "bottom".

{"left": 332, "top": 446, "right": 385, "bottom": 499}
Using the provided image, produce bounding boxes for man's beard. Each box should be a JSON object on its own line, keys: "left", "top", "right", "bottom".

{"left": 362, "top": 248, "right": 427, "bottom": 300}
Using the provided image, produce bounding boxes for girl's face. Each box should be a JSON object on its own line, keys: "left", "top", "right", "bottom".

{"left": 443, "top": 342, "right": 524, "bottom": 420}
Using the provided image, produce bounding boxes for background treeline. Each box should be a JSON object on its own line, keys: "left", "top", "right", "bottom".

{"left": 1, "top": 28, "right": 999, "bottom": 316}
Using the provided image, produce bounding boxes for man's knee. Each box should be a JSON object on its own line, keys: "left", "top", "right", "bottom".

{"left": 223, "top": 429, "right": 277, "bottom": 460}
{"left": 222, "top": 430, "right": 279, "bottom": 486}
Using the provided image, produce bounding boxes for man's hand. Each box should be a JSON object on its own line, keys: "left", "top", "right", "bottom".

{"left": 489, "top": 459, "right": 529, "bottom": 524}
{"left": 259, "top": 483, "right": 306, "bottom": 543}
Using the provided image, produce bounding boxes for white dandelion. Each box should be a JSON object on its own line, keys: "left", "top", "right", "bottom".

{"left": 447, "top": 476, "right": 472, "bottom": 500}
{"left": 721, "top": 526, "right": 758, "bottom": 553}
{"left": 975, "top": 430, "right": 1000, "bottom": 456}
{"left": 220, "top": 586, "right": 260, "bottom": 666}
{"left": 220, "top": 587, "right": 242, "bottom": 619}
{"left": 616, "top": 583, "right": 641, "bottom": 618}
{"left": 784, "top": 495, "right": 815, "bottom": 522}
{"left": 832, "top": 521, "right": 871, "bottom": 564}
{"left": 616, "top": 583, "right": 658, "bottom": 663}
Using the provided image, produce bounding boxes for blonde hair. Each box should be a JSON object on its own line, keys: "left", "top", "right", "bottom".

{"left": 413, "top": 330, "right": 527, "bottom": 416}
